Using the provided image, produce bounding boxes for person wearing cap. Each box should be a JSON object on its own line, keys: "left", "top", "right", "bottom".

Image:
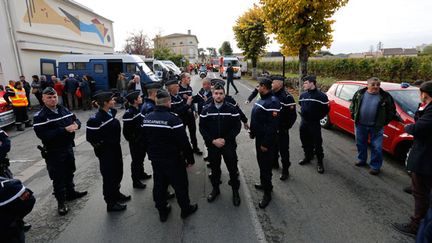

{"left": 64, "top": 74, "right": 79, "bottom": 110}
{"left": 141, "top": 89, "right": 198, "bottom": 222}
{"left": 122, "top": 90, "right": 148, "bottom": 189}
{"left": 86, "top": 91, "right": 130, "bottom": 212}
{"left": 178, "top": 73, "right": 203, "bottom": 155}
{"left": 350, "top": 77, "right": 396, "bottom": 175}
{"left": 33, "top": 87, "right": 87, "bottom": 216}
{"left": 392, "top": 81, "right": 432, "bottom": 237}
{"left": 250, "top": 77, "right": 281, "bottom": 209}
{"left": 10, "top": 81, "right": 32, "bottom": 131}
{"left": 298, "top": 75, "right": 330, "bottom": 174}
{"left": 141, "top": 82, "right": 162, "bottom": 116}
{"left": 199, "top": 83, "right": 242, "bottom": 206}
{"left": 270, "top": 75, "right": 297, "bottom": 180}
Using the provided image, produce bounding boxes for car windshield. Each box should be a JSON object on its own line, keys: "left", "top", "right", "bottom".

{"left": 388, "top": 90, "right": 421, "bottom": 118}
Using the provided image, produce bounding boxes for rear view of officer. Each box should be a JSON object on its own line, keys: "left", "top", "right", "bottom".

{"left": 250, "top": 78, "right": 281, "bottom": 209}
{"left": 199, "top": 83, "right": 242, "bottom": 206}
{"left": 122, "top": 90, "right": 147, "bottom": 189}
{"left": 141, "top": 90, "right": 198, "bottom": 222}
{"left": 33, "top": 87, "right": 87, "bottom": 216}
{"left": 298, "top": 75, "right": 330, "bottom": 174}
{"left": 270, "top": 75, "right": 297, "bottom": 180}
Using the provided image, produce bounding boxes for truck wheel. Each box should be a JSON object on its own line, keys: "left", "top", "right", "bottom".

{"left": 320, "top": 114, "right": 332, "bottom": 129}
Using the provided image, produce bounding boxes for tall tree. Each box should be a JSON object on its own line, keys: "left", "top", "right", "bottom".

{"left": 233, "top": 5, "right": 268, "bottom": 79}
{"left": 153, "top": 47, "right": 185, "bottom": 67}
{"left": 260, "top": 0, "right": 348, "bottom": 85}
{"left": 219, "top": 41, "right": 233, "bottom": 56}
{"left": 123, "top": 30, "right": 152, "bottom": 56}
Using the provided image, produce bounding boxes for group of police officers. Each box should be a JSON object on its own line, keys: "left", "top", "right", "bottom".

{"left": 19, "top": 72, "right": 330, "bottom": 224}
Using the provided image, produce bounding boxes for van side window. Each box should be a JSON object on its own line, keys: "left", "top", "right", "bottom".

{"left": 75, "top": 63, "right": 86, "bottom": 70}
{"left": 126, "top": 64, "right": 136, "bottom": 73}
{"left": 42, "top": 63, "right": 55, "bottom": 75}
{"left": 67, "top": 62, "right": 74, "bottom": 70}
{"left": 94, "top": 64, "right": 104, "bottom": 73}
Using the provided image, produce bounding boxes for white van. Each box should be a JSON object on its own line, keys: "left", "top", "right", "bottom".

{"left": 220, "top": 56, "right": 241, "bottom": 79}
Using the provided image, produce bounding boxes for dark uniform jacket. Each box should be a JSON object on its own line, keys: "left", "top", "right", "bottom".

{"left": 350, "top": 87, "right": 396, "bottom": 128}
{"left": 250, "top": 92, "right": 281, "bottom": 148}
{"left": 199, "top": 102, "right": 241, "bottom": 147}
{"left": 86, "top": 108, "right": 121, "bottom": 151}
{"left": 141, "top": 106, "right": 194, "bottom": 165}
{"left": 273, "top": 88, "right": 297, "bottom": 129}
{"left": 141, "top": 98, "right": 156, "bottom": 116}
{"left": 193, "top": 88, "right": 212, "bottom": 115}
{"left": 122, "top": 105, "right": 144, "bottom": 143}
{"left": 170, "top": 94, "right": 192, "bottom": 120}
{"left": 405, "top": 102, "right": 432, "bottom": 175}
{"left": 299, "top": 89, "right": 330, "bottom": 122}
{"left": 205, "top": 95, "right": 248, "bottom": 123}
{"left": 0, "top": 130, "right": 11, "bottom": 162}
{"left": 179, "top": 84, "right": 193, "bottom": 100}
{"left": 33, "top": 105, "right": 80, "bottom": 150}
{"left": 247, "top": 87, "right": 259, "bottom": 103}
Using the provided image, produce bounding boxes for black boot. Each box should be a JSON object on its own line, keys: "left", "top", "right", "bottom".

{"left": 181, "top": 204, "right": 198, "bottom": 219}
{"left": 193, "top": 147, "right": 203, "bottom": 155}
{"left": 207, "top": 188, "right": 220, "bottom": 202}
{"left": 133, "top": 180, "right": 147, "bottom": 189}
{"left": 16, "top": 124, "right": 25, "bottom": 131}
{"left": 141, "top": 172, "right": 152, "bottom": 180}
{"left": 232, "top": 190, "right": 241, "bottom": 206}
{"left": 280, "top": 168, "right": 289, "bottom": 181}
{"left": 58, "top": 201, "right": 69, "bottom": 216}
{"left": 254, "top": 184, "right": 264, "bottom": 190}
{"left": 66, "top": 190, "right": 88, "bottom": 201}
{"left": 258, "top": 192, "right": 272, "bottom": 209}
{"left": 299, "top": 157, "right": 311, "bottom": 165}
{"left": 167, "top": 191, "right": 176, "bottom": 200}
{"left": 317, "top": 160, "right": 325, "bottom": 174}
{"left": 159, "top": 204, "right": 171, "bottom": 222}
{"left": 117, "top": 193, "right": 131, "bottom": 202}
{"left": 107, "top": 202, "right": 127, "bottom": 212}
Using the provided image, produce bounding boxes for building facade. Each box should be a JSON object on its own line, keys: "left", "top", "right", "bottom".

{"left": 154, "top": 30, "right": 199, "bottom": 63}
{"left": 0, "top": 0, "right": 114, "bottom": 84}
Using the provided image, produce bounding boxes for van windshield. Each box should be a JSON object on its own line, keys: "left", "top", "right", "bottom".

{"left": 138, "top": 62, "right": 159, "bottom": 81}
{"left": 224, "top": 60, "right": 239, "bottom": 67}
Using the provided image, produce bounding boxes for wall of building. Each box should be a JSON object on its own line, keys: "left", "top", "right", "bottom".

{"left": 0, "top": 0, "right": 114, "bottom": 84}
{"left": 158, "top": 35, "right": 198, "bottom": 63}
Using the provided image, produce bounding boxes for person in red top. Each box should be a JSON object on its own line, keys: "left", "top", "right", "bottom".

{"left": 53, "top": 77, "right": 64, "bottom": 106}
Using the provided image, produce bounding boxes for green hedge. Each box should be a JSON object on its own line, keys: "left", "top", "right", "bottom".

{"left": 257, "top": 56, "right": 432, "bottom": 83}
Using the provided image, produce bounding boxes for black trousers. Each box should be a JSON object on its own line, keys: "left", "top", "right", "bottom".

{"left": 273, "top": 128, "right": 291, "bottom": 170}
{"left": 13, "top": 107, "right": 29, "bottom": 124}
{"left": 152, "top": 161, "right": 190, "bottom": 212}
{"left": 208, "top": 142, "right": 240, "bottom": 190}
{"left": 183, "top": 113, "right": 198, "bottom": 149}
{"left": 411, "top": 172, "right": 432, "bottom": 229}
{"left": 45, "top": 147, "right": 76, "bottom": 202}
{"left": 96, "top": 145, "right": 123, "bottom": 204}
{"left": 129, "top": 142, "right": 146, "bottom": 182}
{"left": 299, "top": 120, "right": 324, "bottom": 161}
{"left": 226, "top": 77, "right": 238, "bottom": 95}
{"left": 256, "top": 137, "right": 275, "bottom": 192}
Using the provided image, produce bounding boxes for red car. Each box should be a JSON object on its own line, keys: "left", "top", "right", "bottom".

{"left": 320, "top": 81, "right": 420, "bottom": 161}
{"left": 0, "top": 90, "right": 15, "bottom": 128}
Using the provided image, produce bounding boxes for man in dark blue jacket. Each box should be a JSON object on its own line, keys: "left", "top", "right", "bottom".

{"left": 64, "top": 74, "right": 79, "bottom": 110}
{"left": 250, "top": 78, "right": 281, "bottom": 209}
{"left": 33, "top": 87, "right": 87, "bottom": 216}
{"left": 270, "top": 75, "right": 297, "bottom": 180}
{"left": 141, "top": 90, "right": 198, "bottom": 222}
{"left": 298, "top": 75, "right": 330, "bottom": 174}
{"left": 199, "top": 84, "right": 242, "bottom": 206}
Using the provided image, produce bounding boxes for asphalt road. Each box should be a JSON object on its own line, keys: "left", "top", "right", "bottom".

{"left": 6, "top": 72, "right": 414, "bottom": 243}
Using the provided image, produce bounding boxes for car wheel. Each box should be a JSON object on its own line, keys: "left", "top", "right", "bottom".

{"left": 394, "top": 141, "right": 412, "bottom": 162}
{"left": 320, "top": 114, "right": 332, "bottom": 129}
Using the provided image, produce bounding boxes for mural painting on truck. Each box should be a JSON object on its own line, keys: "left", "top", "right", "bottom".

{"left": 56, "top": 54, "right": 158, "bottom": 91}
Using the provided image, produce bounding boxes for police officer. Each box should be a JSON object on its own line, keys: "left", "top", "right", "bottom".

{"left": 199, "top": 83, "right": 242, "bottom": 206}
{"left": 141, "top": 90, "right": 198, "bottom": 222}
{"left": 33, "top": 87, "right": 87, "bottom": 216}
{"left": 178, "top": 73, "right": 203, "bottom": 155}
{"left": 250, "top": 78, "right": 281, "bottom": 209}
{"left": 193, "top": 78, "right": 212, "bottom": 115}
{"left": 0, "top": 129, "right": 12, "bottom": 178}
{"left": 86, "top": 91, "right": 130, "bottom": 212}
{"left": 270, "top": 75, "right": 297, "bottom": 180}
{"left": 298, "top": 75, "right": 330, "bottom": 174}
{"left": 122, "top": 90, "right": 147, "bottom": 189}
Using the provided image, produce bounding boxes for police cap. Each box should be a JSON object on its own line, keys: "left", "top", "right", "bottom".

{"left": 302, "top": 75, "right": 317, "bottom": 84}
{"left": 125, "top": 90, "right": 140, "bottom": 103}
{"left": 156, "top": 89, "right": 170, "bottom": 99}
{"left": 145, "top": 82, "right": 162, "bottom": 90}
{"left": 165, "top": 79, "right": 179, "bottom": 86}
{"left": 210, "top": 79, "right": 225, "bottom": 87}
{"left": 93, "top": 90, "right": 114, "bottom": 102}
{"left": 42, "top": 87, "right": 57, "bottom": 95}
{"left": 258, "top": 77, "right": 272, "bottom": 89}
{"left": 420, "top": 81, "right": 432, "bottom": 96}
{"left": 270, "top": 75, "right": 285, "bottom": 82}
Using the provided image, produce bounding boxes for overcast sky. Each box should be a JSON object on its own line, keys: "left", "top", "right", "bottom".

{"left": 75, "top": 0, "right": 432, "bottom": 54}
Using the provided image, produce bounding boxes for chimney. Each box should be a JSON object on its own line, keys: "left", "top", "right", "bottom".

{"left": 187, "top": 29, "right": 191, "bottom": 35}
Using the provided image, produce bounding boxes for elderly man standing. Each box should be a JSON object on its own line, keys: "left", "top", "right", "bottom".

{"left": 350, "top": 77, "right": 396, "bottom": 175}
{"left": 392, "top": 81, "right": 432, "bottom": 238}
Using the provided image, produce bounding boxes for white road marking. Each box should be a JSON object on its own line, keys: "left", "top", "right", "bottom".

{"left": 9, "top": 159, "right": 34, "bottom": 163}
